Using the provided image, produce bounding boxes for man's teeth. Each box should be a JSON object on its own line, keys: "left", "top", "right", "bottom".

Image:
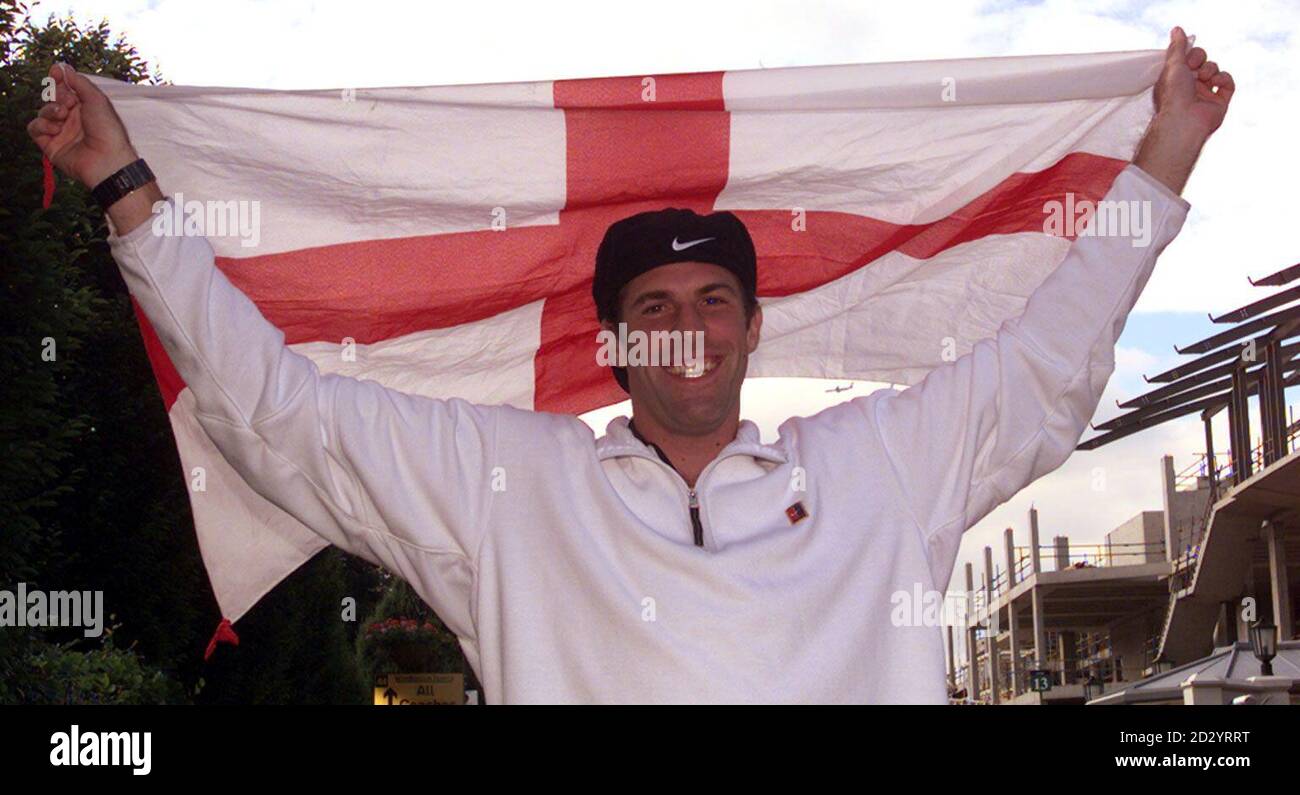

{"left": 666, "top": 358, "right": 717, "bottom": 378}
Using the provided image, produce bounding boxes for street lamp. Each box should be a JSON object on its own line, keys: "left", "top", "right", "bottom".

{"left": 1249, "top": 620, "right": 1278, "bottom": 676}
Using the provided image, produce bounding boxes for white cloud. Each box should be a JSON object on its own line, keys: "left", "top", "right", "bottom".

{"left": 1113, "top": 345, "right": 1161, "bottom": 378}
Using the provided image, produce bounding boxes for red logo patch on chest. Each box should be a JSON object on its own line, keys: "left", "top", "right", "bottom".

{"left": 785, "top": 501, "right": 809, "bottom": 525}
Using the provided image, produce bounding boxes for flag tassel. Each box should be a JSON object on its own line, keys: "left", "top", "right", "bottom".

{"left": 41, "top": 155, "right": 55, "bottom": 208}
{"left": 204, "top": 618, "right": 240, "bottom": 661}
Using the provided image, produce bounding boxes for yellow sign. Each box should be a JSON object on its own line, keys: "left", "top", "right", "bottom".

{"left": 374, "top": 673, "right": 465, "bottom": 705}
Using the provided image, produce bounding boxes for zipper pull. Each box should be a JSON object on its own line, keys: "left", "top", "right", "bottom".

{"left": 688, "top": 489, "right": 704, "bottom": 547}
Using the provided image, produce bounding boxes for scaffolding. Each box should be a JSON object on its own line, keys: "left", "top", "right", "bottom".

{"left": 951, "top": 261, "right": 1300, "bottom": 704}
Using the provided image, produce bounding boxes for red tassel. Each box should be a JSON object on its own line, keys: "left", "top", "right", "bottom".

{"left": 41, "top": 155, "right": 55, "bottom": 209}
{"left": 204, "top": 618, "right": 240, "bottom": 661}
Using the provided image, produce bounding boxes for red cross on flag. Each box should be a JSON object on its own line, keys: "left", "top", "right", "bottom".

{"left": 87, "top": 47, "right": 1165, "bottom": 651}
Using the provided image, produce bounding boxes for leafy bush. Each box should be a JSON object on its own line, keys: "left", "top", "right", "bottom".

{"left": 356, "top": 578, "right": 466, "bottom": 681}
{"left": 3, "top": 627, "right": 189, "bottom": 704}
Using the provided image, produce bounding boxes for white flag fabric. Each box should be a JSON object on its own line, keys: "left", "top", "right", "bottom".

{"left": 89, "top": 48, "right": 1165, "bottom": 647}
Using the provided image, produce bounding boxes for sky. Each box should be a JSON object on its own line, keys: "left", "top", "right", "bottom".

{"left": 29, "top": 0, "right": 1300, "bottom": 612}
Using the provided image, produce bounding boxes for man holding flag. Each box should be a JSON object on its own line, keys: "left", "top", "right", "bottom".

{"left": 28, "top": 27, "right": 1233, "bottom": 703}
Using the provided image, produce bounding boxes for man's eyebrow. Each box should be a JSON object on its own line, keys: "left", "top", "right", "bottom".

{"left": 629, "top": 282, "right": 740, "bottom": 309}
{"left": 629, "top": 289, "right": 674, "bottom": 309}
{"left": 697, "top": 282, "right": 740, "bottom": 296}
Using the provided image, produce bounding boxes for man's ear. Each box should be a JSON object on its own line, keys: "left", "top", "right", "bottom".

{"left": 746, "top": 303, "right": 763, "bottom": 353}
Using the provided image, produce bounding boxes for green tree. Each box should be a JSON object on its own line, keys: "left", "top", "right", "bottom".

{"left": 1, "top": 1, "right": 379, "bottom": 703}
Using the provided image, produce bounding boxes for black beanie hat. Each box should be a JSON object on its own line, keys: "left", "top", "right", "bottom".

{"left": 593, "top": 208, "right": 758, "bottom": 392}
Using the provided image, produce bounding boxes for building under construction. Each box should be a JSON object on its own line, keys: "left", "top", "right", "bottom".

{"left": 948, "top": 263, "right": 1300, "bottom": 705}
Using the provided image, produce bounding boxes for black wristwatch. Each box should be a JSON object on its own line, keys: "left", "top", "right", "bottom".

{"left": 91, "top": 158, "right": 156, "bottom": 211}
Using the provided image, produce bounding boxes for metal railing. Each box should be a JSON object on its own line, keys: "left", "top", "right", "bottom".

{"left": 1175, "top": 452, "right": 1230, "bottom": 490}
{"left": 965, "top": 540, "right": 1168, "bottom": 623}
{"left": 1155, "top": 463, "right": 1220, "bottom": 660}
{"left": 1176, "top": 412, "right": 1300, "bottom": 491}
{"left": 1058, "top": 541, "right": 1167, "bottom": 569}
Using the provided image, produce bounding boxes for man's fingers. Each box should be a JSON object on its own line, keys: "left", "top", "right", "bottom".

{"left": 47, "top": 63, "right": 81, "bottom": 109}
{"left": 49, "top": 62, "right": 108, "bottom": 109}
{"left": 1197, "top": 60, "right": 1219, "bottom": 81}
{"left": 53, "top": 80, "right": 79, "bottom": 110}
{"left": 1166, "top": 26, "right": 1188, "bottom": 65}
{"left": 28, "top": 115, "right": 60, "bottom": 140}
{"left": 1212, "top": 71, "right": 1235, "bottom": 103}
{"left": 38, "top": 101, "right": 67, "bottom": 121}
{"left": 1186, "top": 46, "right": 1207, "bottom": 70}
{"left": 60, "top": 63, "right": 109, "bottom": 108}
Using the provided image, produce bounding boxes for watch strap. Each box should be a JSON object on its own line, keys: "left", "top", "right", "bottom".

{"left": 91, "top": 158, "right": 155, "bottom": 211}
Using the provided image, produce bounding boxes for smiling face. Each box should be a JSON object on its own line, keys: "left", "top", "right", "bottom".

{"left": 605, "top": 261, "right": 762, "bottom": 437}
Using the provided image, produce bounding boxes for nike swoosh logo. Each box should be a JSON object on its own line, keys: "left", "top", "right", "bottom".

{"left": 671, "top": 236, "right": 714, "bottom": 252}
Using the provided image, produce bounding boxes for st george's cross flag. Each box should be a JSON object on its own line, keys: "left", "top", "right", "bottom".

{"left": 87, "top": 47, "right": 1167, "bottom": 653}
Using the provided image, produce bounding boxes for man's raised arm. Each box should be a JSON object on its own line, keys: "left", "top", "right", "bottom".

{"left": 28, "top": 64, "right": 507, "bottom": 639}
{"left": 863, "top": 27, "right": 1233, "bottom": 590}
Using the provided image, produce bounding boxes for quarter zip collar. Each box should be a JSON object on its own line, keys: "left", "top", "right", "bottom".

{"left": 626, "top": 418, "right": 678, "bottom": 471}
{"left": 595, "top": 416, "right": 787, "bottom": 467}
{"left": 597, "top": 415, "right": 787, "bottom": 550}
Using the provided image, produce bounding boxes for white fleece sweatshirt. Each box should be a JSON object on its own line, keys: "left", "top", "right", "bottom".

{"left": 108, "top": 163, "right": 1189, "bottom": 703}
